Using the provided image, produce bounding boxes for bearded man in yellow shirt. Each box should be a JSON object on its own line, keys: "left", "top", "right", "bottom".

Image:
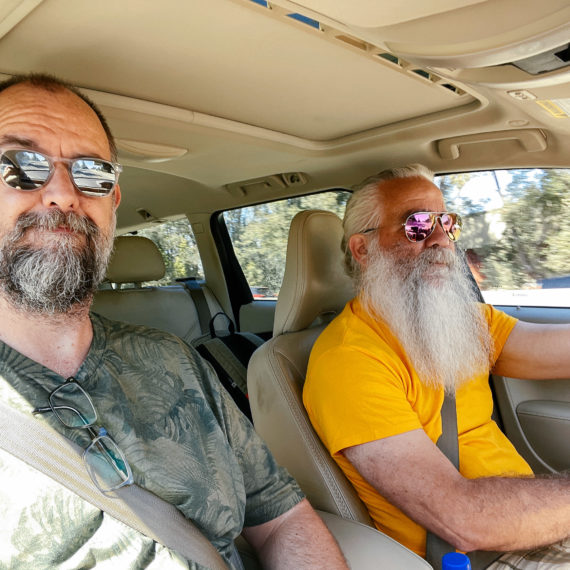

{"left": 303, "top": 164, "right": 570, "bottom": 569}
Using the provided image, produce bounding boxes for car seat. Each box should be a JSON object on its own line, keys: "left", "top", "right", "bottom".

{"left": 247, "top": 209, "right": 372, "bottom": 523}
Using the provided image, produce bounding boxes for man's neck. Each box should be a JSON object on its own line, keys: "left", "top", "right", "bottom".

{"left": 0, "top": 295, "right": 94, "bottom": 378}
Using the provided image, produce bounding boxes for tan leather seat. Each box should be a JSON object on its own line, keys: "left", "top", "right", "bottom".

{"left": 247, "top": 209, "right": 371, "bottom": 523}
{"left": 92, "top": 236, "right": 222, "bottom": 344}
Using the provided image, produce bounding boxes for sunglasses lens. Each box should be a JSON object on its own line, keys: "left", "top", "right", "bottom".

{"left": 405, "top": 212, "right": 435, "bottom": 242}
{"left": 441, "top": 213, "right": 462, "bottom": 241}
{"left": 0, "top": 150, "right": 50, "bottom": 190}
{"left": 71, "top": 159, "right": 117, "bottom": 196}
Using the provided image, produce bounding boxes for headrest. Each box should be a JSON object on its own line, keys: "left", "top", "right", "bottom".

{"left": 105, "top": 236, "right": 166, "bottom": 284}
{"left": 273, "top": 210, "right": 355, "bottom": 336}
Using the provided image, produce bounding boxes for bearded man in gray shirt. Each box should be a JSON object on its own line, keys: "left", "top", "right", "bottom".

{"left": 0, "top": 73, "right": 347, "bottom": 569}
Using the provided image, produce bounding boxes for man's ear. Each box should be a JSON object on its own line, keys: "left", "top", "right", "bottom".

{"left": 113, "top": 184, "right": 122, "bottom": 209}
{"left": 348, "top": 234, "right": 369, "bottom": 267}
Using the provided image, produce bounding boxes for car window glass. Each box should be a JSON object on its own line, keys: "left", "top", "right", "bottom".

{"left": 223, "top": 191, "right": 350, "bottom": 299}
{"left": 134, "top": 218, "right": 204, "bottom": 286}
{"left": 436, "top": 169, "right": 570, "bottom": 307}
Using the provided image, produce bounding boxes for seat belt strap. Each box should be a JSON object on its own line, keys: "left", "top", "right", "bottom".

{"left": 0, "top": 401, "right": 228, "bottom": 570}
{"left": 426, "top": 394, "right": 502, "bottom": 570}
{"left": 177, "top": 278, "right": 211, "bottom": 335}
{"left": 426, "top": 393, "right": 459, "bottom": 570}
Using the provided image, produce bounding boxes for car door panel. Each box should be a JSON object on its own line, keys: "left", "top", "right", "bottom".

{"left": 239, "top": 300, "right": 276, "bottom": 339}
{"left": 491, "top": 304, "right": 570, "bottom": 474}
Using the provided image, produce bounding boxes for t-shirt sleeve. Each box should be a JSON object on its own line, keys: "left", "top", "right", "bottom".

{"left": 196, "top": 354, "right": 304, "bottom": 528}
{"left": 305, "top": 345, "right": 422, "bottom": 457}
{"left": 484, "top": 304, "right": 518, "bottom": 364}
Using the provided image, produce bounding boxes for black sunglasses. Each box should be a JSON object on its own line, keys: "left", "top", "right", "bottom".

{"left": 33, "top": 378, "right": 133, "bottom": 492}
{"left": 0, "top": 148, "right": 121, "bottom": 197}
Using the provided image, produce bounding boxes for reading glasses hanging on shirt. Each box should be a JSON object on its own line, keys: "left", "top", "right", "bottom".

{"left": 33, "top": 378, "right": 134, "bottom": 492}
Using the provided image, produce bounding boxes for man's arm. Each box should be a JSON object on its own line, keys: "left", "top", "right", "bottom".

{"left": 494, "top": 320, "right": 570, "bottom": 379}
{"left": 242, "top": 498, "right": 348, "bottom": 569}
{"left": 344, "top": 429, "right": 570, "bottom": 553}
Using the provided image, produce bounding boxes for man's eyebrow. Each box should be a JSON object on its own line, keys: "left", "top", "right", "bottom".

{"left": 401, "top": 208, "right": 442, "bottom": 219}
{"left": 0, "top": 135, "right": 37, "bottom": 148}
{"left": 0, "top": 135, "right": 107, "bottom": 160}
{"left": 401, "top": 208, "right": 424, "bottom": 220}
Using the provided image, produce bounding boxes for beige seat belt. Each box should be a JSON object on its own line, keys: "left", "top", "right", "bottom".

{"left": 0, "top": 400, "right": 228, "bottom": 570}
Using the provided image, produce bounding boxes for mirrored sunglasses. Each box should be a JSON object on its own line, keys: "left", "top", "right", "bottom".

{"left": 403, "top": 211, "right": 462, "bottom": 243}
{"left": 0, "top": 148, "right": 121, "bottom": 197}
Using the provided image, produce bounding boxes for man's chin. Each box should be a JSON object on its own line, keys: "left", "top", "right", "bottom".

{"left": 423, "top": 265, "right": 453, "bottom": 284}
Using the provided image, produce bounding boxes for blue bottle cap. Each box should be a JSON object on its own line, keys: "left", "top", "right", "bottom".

{"left": 442, "top": 552, "right": 471, "bottom": 570}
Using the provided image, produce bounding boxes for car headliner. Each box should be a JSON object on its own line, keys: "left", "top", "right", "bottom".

{"left": 0, "top": 0, "right": 569, "bottom": 232}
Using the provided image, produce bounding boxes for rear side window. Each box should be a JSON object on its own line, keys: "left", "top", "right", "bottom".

{"left": 436, "top": 169, "right": 570, "bottom": 307}
{"left": 223, "top": 191, "right": 349, "bottom": 299}
{"left": 135, "top": 218, "right": 204, "bottom": 286}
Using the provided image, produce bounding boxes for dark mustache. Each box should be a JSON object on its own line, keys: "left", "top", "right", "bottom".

{"left": 13, "top": 210, "right": 99, "bottom": 238}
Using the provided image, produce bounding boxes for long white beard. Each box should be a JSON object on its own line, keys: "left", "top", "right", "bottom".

{"left": 0, "top": 209, "right": 115, "bottom": 316}
{"left": 359, "top": 241, "right": 493, "bottom": 393}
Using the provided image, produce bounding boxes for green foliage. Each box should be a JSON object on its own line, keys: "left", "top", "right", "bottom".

{"left": 136, "top": 218, "right": 203, "bottom": 286}
{"left": 225, "top": 191, "right": 350, "bottom": 294}
{"left": 441, "top": 169, "right": 570, "bottom": 290}
{"left": 484, "top": 169, "right": 570, "bottom": 288}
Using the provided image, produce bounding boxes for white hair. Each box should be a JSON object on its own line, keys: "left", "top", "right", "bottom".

{"left": 342, "top": 164, "right": 434, "bottom": 279}
{"left": 360, "top": 240, "right": 492, "bottom": 392}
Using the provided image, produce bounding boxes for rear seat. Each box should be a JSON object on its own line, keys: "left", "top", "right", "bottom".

{"left": 92, "top": 235, "right": 262, "bottom": 421}
{"left": 92, "top": 235, "right": 223, "bottom": 345}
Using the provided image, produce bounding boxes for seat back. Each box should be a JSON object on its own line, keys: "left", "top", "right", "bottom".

{"left": 92, "top": 236, "right": 222, "bottom": 344}
{"left": 248, "top": 210, "right": 371, "bottom": 523}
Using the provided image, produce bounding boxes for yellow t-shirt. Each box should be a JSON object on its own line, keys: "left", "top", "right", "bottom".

{"left": 303, "top": 298, "right": 532, "bottom": 557}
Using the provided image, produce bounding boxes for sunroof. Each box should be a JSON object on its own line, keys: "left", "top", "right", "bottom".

{"left": 287, "top": 13, "right": 320, "bottom": 30}
{"left": 249, "top": 0, "right": 268, "bottom": 7}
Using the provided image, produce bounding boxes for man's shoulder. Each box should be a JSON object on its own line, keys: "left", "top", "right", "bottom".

{"left": 314, "top": 298, "right": 394, "bottom": 354}
{"left": 90, "top": 312, "right": 194, "bottom": 360}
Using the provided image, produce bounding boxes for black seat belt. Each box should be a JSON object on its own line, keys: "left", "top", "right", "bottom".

{"left": 177, "top": 277, "right": 210, "bottom": 335}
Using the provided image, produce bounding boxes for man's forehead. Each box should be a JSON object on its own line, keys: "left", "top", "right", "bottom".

{"left": 378, "top": 177, "right": 444, "bottom": 213}
{"left": 0, "top": 83, "right": 110, "bottom": 158}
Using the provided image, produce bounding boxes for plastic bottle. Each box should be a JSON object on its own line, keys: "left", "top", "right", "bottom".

{"left": 442, "top": 552, "right": 471, "bottom": 570}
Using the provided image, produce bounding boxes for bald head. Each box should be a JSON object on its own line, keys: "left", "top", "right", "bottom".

{"left": 0, "top": 73, "right": 117, "bottom": 161}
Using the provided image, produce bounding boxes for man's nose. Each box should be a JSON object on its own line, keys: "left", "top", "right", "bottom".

{"left": 40, "top": 163, "right": 80, "bottom": 211}
{"left": 425, "top": 217, "right": 454, "bottom": 249}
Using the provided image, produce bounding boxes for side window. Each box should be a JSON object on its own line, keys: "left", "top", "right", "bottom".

{"left": 435, "top": 169, "right": 570, "bottom": 307}
{"left": 223, "top": 191, "right": 350, "bottom": 299}
{"left": 134, "top": 217, "right": 204, "bottom": 286}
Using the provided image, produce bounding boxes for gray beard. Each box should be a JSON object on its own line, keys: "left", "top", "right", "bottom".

{"left": 0, "top": 209, "right": 115, "bottom": 316}
{"left": 359, "top": 241, "right": 492, "bottom": 393}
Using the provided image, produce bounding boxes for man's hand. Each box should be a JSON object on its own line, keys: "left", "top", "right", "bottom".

{"left": 344, "top": 429, "right": 570, "bottom": 553}
{"left": 242, "top": 498, "right": 349, "bottom": 569}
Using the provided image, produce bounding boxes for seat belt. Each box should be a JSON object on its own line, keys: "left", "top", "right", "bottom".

{"left": 0, "top": 401, "right": 229, "bottom": 570}
{"left": 177, "top": 277, "right": 211, "bottom": 336}
{"left": 193, "top": 312, "right": 264, "bottom": 422}
{"left": 426, "top": 393, "right": 502, "bottom": 570}
{"left": 426, "top": 393, "right": 460, "bottom": 570}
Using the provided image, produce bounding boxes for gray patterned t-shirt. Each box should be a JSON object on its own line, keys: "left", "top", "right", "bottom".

{"left": 0, "top": 313, "right": 304, "bottom": 569}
